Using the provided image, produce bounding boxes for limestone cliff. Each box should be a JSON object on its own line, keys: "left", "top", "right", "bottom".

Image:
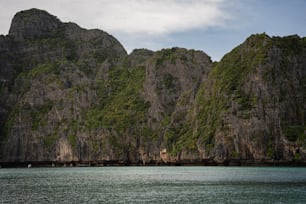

{"left": 192, "top": 34, "right": 306, "bottom": 163}
{"left": 0, "top": 9, "right": 127, "bottom": 162}
{"left": 0, "top": 9, "right": 305, "bottom": 165}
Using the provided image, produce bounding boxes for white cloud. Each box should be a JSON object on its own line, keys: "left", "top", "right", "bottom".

{"left": 72, "top": 0, "right": 229, "bottom": 36}
{"left": 89, "top": 0, "right": 228, "bottom": 36}
{"left": 0, "top": 0, "right": 230, "bottom": 36}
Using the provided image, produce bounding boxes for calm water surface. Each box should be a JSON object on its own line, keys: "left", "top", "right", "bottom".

{"left": 0, "top": 166, "right": 306, "bottom": 203}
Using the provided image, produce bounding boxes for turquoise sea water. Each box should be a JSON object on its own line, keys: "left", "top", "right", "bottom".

{"left": 0, "top": 167, "right": 306, "bottom": 203}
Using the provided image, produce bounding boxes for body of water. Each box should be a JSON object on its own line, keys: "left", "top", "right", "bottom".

{"left": 1, "top": 166, "right": 306, "bottom": 203}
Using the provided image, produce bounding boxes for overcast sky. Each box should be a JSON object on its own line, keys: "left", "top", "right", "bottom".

{"left": 0, "top": 0, "right": 305, "bottom": 61}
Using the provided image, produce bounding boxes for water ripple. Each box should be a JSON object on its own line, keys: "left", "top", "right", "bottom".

{"left": 1, "top": 167, "right": 306, "bottom": 203}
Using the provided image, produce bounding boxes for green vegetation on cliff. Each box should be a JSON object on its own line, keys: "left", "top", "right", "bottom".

{"left": 193, "top": 34, "right": 271, "bottom": 154}
{"left": 86, "top": 66, "right": 149, "bottom": 131}
{"left": 212, "top": 33, "right": 270, "bottom": 94}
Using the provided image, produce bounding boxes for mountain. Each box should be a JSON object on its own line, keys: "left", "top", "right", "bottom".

{"left": 0, "top": 9, "right": 305, "bottom": 166}
{"left": 193, "top": 34, "right": 305, "bottom": 164}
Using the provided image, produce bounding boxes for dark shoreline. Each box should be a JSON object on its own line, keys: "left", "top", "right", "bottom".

{"left": 1, "top": 159, "right": 306, "bottom": 168}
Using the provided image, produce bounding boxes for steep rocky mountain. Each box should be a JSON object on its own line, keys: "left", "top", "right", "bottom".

{"left": 192, "top": 34, "right": 305, "bottom": 164}
{"left": 0, "top": 9, "right": 305, "bottom": 166}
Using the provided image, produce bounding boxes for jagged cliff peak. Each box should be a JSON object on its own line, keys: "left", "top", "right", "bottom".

{"left": 9, "top": 8, "right": 61, "bottom": 41}
{"left": 7, "top": 8, "right": 127, "bottom": 59}
{"left": 129, "top": 49, "right": 154, "bottom": 57}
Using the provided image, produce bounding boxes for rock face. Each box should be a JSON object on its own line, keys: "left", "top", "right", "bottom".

{"left": 9, "top": 9, "right": 61, "bottom": 41}
{"left": 0, "top": 9, "right": 305, "bottom": 165}
{"left": 192, "top": 34, "right": 305, "bottom": 163}
{"left": 0, "top": 9, "right": 127, "bottom": 162}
